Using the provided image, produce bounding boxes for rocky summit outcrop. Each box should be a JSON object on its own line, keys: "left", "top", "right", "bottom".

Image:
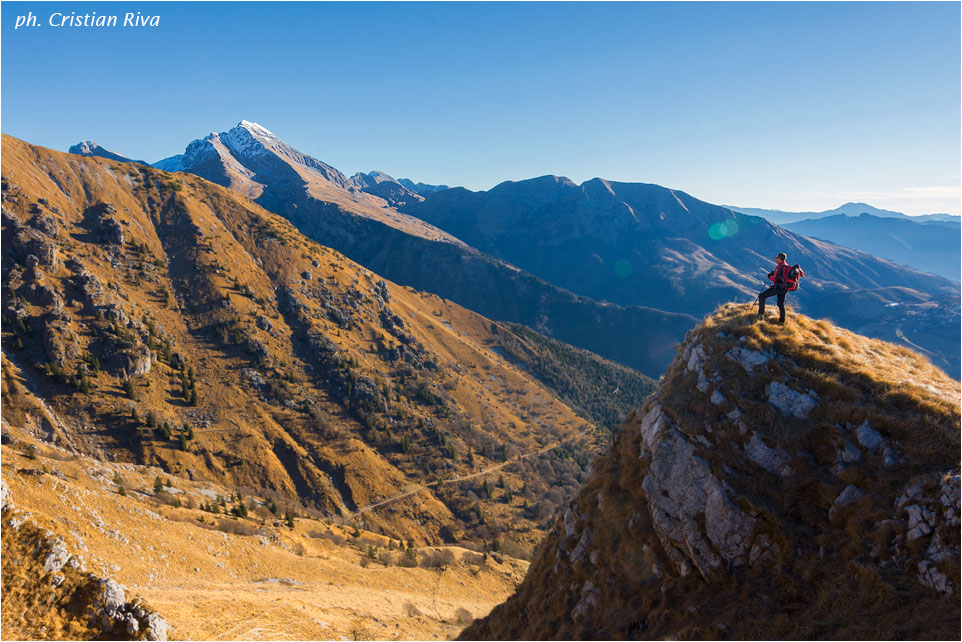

{"left": 463, "top": 304, "right": 960, "bottom": 640}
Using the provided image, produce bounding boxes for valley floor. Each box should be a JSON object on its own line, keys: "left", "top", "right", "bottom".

{"left": 1, "top": 439, "right": 527, "bottom": 641}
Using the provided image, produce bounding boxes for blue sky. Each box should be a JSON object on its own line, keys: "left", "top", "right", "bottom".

{"left": 2, "top": 1, "right": 959, "bottom": 214}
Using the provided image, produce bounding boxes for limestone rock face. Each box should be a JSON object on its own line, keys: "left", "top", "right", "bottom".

{"left": 766, "top": 380, "right": 818, "bottom": 417}
{"left": 641, "top": 401, "right": 756, "bottom": 577}
{"left": 118, "top": 344, "right": 152, "bottom": 378}
{"left": 745, "top": 431, "right": 791, "bottom": 476}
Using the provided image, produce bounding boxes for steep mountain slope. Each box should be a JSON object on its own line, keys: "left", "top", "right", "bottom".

{"left": 2, "top": 134, "right": 635, "bottom": 550}
{"left": 464, "top": 305, "right": 960, "bottom": 640}
{"left": 402, "top": 177, "right": 960, "bottom": 376}
{"left": 785, "top": 213, "right": 961, "bottom": 282}
{"left": 129, "top": 122, "right": 695, "bottom": 377}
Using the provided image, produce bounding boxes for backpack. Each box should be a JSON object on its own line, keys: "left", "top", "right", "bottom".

{"left": 785, "top": 264, "right": 804, "bottom": 291}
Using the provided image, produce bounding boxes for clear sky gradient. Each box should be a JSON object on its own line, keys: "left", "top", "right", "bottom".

{"left": 2, "top": 1, "right": 959, "bottom": 215}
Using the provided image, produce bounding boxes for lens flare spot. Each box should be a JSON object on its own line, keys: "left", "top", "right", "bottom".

{"left": 614, "top": 259, "right": 632, "bottom": 278}
{"left": 708, "top": 219, "right": 739, "bottom": 240}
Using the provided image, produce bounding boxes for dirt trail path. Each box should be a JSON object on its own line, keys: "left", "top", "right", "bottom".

{"left": 350, "top": 427, "right": 593, "bottom": 517}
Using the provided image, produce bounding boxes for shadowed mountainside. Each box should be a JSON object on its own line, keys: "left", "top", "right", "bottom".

{"left": 403, "top": 177, "right": 960, "bottom": 376}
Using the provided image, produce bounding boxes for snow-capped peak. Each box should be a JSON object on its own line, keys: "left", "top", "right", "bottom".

{"left": 236, "top": 120, "right": 279, "bottom": 142}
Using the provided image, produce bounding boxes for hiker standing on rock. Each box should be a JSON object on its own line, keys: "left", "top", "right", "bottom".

{"left": 758, "top": 252, "right": 803, "bottom": 324}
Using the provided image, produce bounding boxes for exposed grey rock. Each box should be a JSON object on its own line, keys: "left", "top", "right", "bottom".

{"left": 727, "top": 346, "right": 769, "bottom": 372}
{"left": 51, "top": 573, "right": 66, "bottom": 587}
{"left": 896, "top": 485, "right": 923, "bottom": 512}
{"left": 245, "top": 337, "right": 269, "bottom": 360}
{"left": 243, "top": 368, "right": 267, "bottom": 390}
{"left": 119, "top": 345, "right": 152, "bottom": 377}
{"left": 745, "top": 432, "right": 791, "bottom": 476}
{"left": 905, "top": 505, "right": 934, "bottom": 541}
{"left": 883, "top": 447, "right": 901, "bottom": 468}
{"left": 145, "top": 612, "right": 170, "bottom": 641}
{"left": 918, "top": 559, "right": 952, "bottom": 595}
{"left": 766, "top": 381, "right": 817, "bottom": 418}
{"left": 571, "top": 583, "right": 600, "bottom": 621}
{"left": 73, "top": 269, "right": 106, "bottom": 306}
{"left": 43, "top": 317, "right": 80, "bottom": 366}
{"left": 40, "top": 537, "right": 72, "bottom": 573}
{"left": 638, "top": 402, "right": 667, "bottom": 453}
{"left": 96, "top": 578, "right": 127, "bottom": 616}
{"left": 710, "top": 390, "right": 727, "bottom": 406}
{"left": 1, "top": 480, "right": 10, "bottom": 510}
{"left": 100, "top": 303, "right": 128, "bottom": 325}
{"left": 569, "top": 527, "right": 593, "bottom": 565}
{"left": 28, "top": 213, "right": 59, "bottom": 237}
{"left": 89, "top": 204, "right": 125, "bottom": 245}
{"left": 373, "top": 279, "right": 391, "bottom": 303}
{"left": 29, "top": 238, "right": 58, "bottom": 267}
{"left": 829, "top": 485, "right": 864, "bottom": 520}
{"left": 684, "top": 342, "right": 711, "bottom": 393}
{"left": 256, "top": 315, "right": 273, "bottom": 332}
{"left": 642, "top": 423, "right": 756, "bottom": 578}
{"left": 748, "top": 534, "right": 780, "bottom": 567}
{"left": 124, "top": 613, "right": 140, "bottom": 635}
{"left": 837, "top": 440, "right": 862, "bottom": 464}
{"left": 563, "top": 507, "right": 577, "bottom": 538}
{"left": 940, "top": 474, "right": 960, "bottom": 527}
{"left": 855, "top": 421, "right": 884, "bottom": 453}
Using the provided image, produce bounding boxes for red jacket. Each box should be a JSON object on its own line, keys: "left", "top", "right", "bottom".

{"left": 769, "top": 262, "right": 802, "bottom": 291}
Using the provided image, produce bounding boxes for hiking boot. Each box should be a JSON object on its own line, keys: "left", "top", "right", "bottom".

{"left": 757, "top": 313, "right": 764, "bottom": 321}
{"left": 777, "top": 319, "right": 786, "bottom": 325}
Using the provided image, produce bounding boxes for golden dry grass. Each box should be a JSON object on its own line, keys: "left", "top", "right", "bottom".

{"left": 1, "top": 438, "right": 527, "bottom": 641}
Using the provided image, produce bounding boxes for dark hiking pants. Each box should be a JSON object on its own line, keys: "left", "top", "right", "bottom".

{"left": 758, "top": 286, "right": 787, "bottom": 321}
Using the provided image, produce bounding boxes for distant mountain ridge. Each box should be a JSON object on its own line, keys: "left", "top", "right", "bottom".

{"left": 728, "top": 201, "right": 960, "bottom": 226}
{"left": 398, "top": 178, "right": 451, "bottom": 195}
{"left": 785, "top": 213, "right": 961, "bottom": 282}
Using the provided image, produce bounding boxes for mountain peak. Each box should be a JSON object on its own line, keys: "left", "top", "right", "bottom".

{"left": 67, "top": 140, "right": 144, "bottom": 165}
{"left": 234, "top": 120, "right": 280, "bottom": 142}
{"left": 68, "top": 140, "right": 98, "bottom": 155}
